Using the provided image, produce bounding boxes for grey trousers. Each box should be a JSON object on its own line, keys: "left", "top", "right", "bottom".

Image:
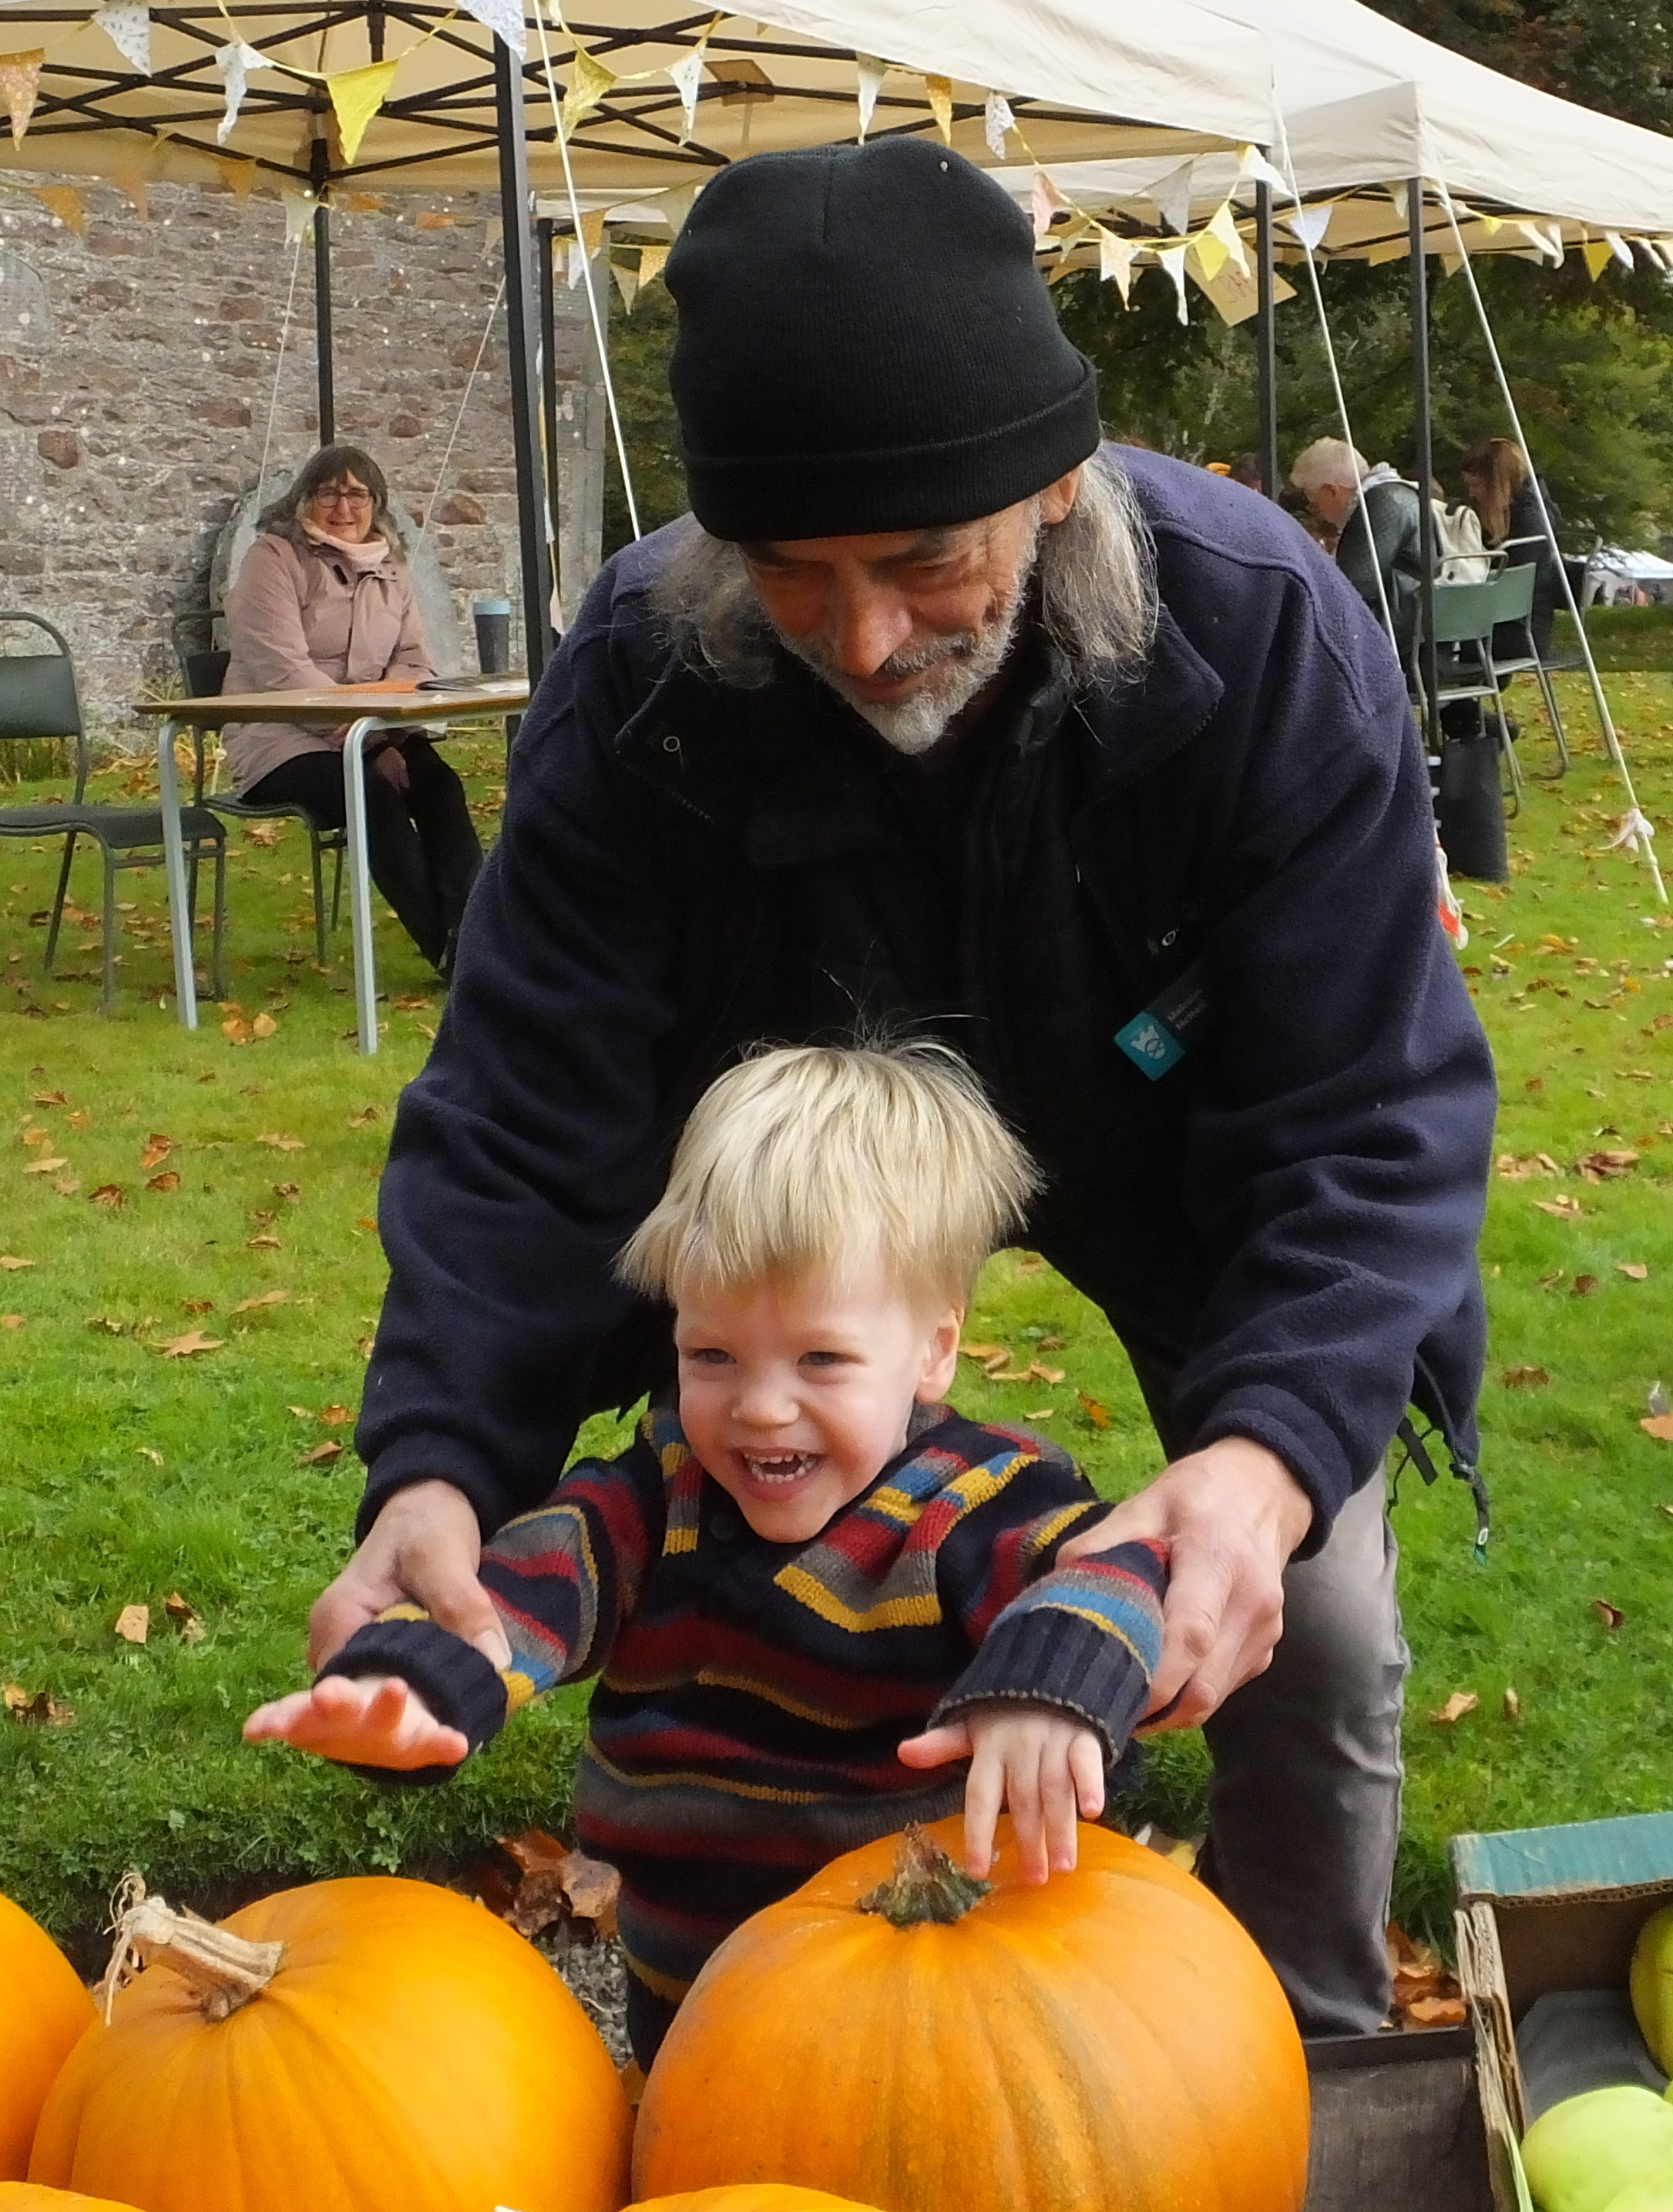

{"left": 1198, "top": 1473, "right": 1408, "bottom": 2036}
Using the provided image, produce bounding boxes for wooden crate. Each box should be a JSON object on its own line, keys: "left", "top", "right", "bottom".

{"left": 1305, "top": 2027, "right": 1492, "bottom": 2212}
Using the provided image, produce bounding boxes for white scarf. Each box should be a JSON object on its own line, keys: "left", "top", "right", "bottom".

{"left": 301, "top": 519, "right": 393, "bottom": 573}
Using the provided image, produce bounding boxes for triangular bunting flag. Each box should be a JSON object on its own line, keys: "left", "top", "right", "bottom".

{"left": 460, "top": 0, "right": 524, "bottom": 56}
{"left": 563, "top": 42, "right": 616, "bottom": 133}
{"left": 217, "top": 155, "right": 259, "bottom": 202}
{"left": 93, "top": 2, "right": 150, "bottom": 75}
{"left": 1205, "top": 197, "right": 1249, "bottom": 276}
{"left": 611, "top": 257, "right": 640, "bottom": 311}
{"left": 1440, "top": 251, "right": 1464, "bottom": 278}
{"left": 984, "top": 89, "right": 1013, "bottom": 159}
{"left": 637, "top": 240, "right": 671, "bottom": 289}
{"left": 1030, "top": 168, "right": 1069, "bottom": 244}
{"left": 1157, "top": 242, "right": 1190, "bottom": 324}
{"left": 1284, "top": 202, "right": 1332, "bottom": 253}
{"left": 281, "top": 187, "right": 317, "bottom": 244}
{"left": 566, "top": 204, "right": 606, "bottom": 285}
{"left": 667, "top": 47, "right": 705, "bottom": 142}
{"left": 1097, "top": 227, "right": 1134, "bottom": 304}
{"left": 342, "top": 189, "right": 385, "bottom": 211}
{"left": 0, "top": 49, "right": 44, "bottom": 146}
{"left": 328, "top": 58, "right": 399, "bottom": 165}
{"left": 35, "top": 183, "right": 85, "bottom": 234}
{"left": 214, "top": 40, "right": 270, "bottom": 145}
{"left": 1606, "top": 230, "right": 1633, "bottom": 268}
{"left": 1582, "top": 238, "right": 1613, "bottom": 281}
{"left": 1191, "top": 222, "right": 1230, "bottom": 284}
{"left": 855, "top": 54, "right": 885, "bottom": 141}
{"left": 923, "top": 72, "right": 952, "bottom": 143}
{"left": 653, "top": 182, "right": 698, "bottom": 237}
{"left": 1147, "top": 159, "right": 1195, "bottom": 240}
{"left": 1386, "top": 180, "right": 1409, "bottom": 221}
{"left": 1235, "top": 143, "right": 1288, "bottom": 196}
{"left": 112, "top": 168, "right": 149, "bottom": 218}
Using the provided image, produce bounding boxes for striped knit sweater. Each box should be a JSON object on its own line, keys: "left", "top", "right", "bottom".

{"left": 324, "top": 1402, "right": 1167, "bottom": 2042}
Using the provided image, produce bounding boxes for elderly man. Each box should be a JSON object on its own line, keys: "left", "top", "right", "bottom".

{"left": 315, "top": 142, "right": 1494, "bottom": 2036}
{"left": 1290, "top": 435, "right": 1428, "bottom": 671}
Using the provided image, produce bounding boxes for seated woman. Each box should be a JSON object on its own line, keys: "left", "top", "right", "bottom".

{"left": 1289, "top": 436, "right": 1426, "bottom": 673}
{"left": 1460, "top": 435, "right": 1561, "bottom": 661}
{"left": 221, "top": 444, "right": 482, "bottom": 977}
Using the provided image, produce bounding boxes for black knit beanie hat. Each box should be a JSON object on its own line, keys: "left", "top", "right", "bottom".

{"left": 664, "top": 138, "right": 1102, "bottom": 543}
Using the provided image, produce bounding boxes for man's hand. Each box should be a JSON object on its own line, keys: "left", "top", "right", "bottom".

{"left": 1056, "top": 1437, "right": 1312, "bottom": 1733}
{"left": 897, "top": 1706, "right": 1105, "bottom": 1884}
{"left": 306, "top": 1479, "right": 512, "bottom": 1672}
{"left": 244, "top": 1674, "right": 467, "bottom": 1771}
{"left": 370, "top": 743, "right": 410, "bottom": 792}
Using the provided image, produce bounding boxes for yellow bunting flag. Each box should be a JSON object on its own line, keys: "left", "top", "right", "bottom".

{"left": 281, "top": 188, "right": 317, "bottom": 244}
{"left": 0, "top": 50, "right": 45, "bottom": 147}
{"left": 1204, "top": 198, "right": 1249, "bottom": 277}
{"left": 328, "top": 58, "right": 398, "bottom": 165}
{"left": 923, "top": 72, "right": 952, "bottom": 143}
{"left": 35, "top": 183, "right": 85, "bottom": 234}
{"left": 563, "top": 42, "right": 616, "bottom": 133}
{"left": 1191, "top": 224, "right": 1230, "bottom": 283}
{"left": 637, "top": 240, "right": 671, "bottom": 289}
{"left": 566, "top": 205, "right": 606, "bottom": 287}
{"left": 218, "top": 156, "right": 259, "bottom": 202}
{"left": 112, "top": 167, "right": 149, "bottom": 217}
{"left": 1582, "top": 238, "right": 1613, "bottom": 281}
{"left": 342, "top": 189, "right": 385, "bottom": 212}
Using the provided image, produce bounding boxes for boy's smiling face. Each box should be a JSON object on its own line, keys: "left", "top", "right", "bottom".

{"left": 674, "top": 1250, "right": 962, "bottom": 1543}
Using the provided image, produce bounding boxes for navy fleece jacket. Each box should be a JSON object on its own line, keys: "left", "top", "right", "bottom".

{"left": 355, "top": 448, "right": 1494, "bottom": 1551}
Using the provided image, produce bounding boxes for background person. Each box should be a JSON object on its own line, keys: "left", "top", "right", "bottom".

{"left": 221, "top": 443, "right": 482, "bottom": 976}
{"left": 1290, "top": 436, "right": 1427, "bottom": 671}
{"left": 1460, "top": 435, "right": 1563, "bottom": 658}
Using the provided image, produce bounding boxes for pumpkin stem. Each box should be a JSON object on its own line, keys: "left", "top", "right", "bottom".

{"left": 99, "top": 1874, "right": 286, "bottom": 2024}
{"left": 857, "top": 1824, "right": 993, "bottom": 1928}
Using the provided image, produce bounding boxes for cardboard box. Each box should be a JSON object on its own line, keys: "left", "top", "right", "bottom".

{"left": 1453, "top": 1810, "right": 1673, "bottom": 2212}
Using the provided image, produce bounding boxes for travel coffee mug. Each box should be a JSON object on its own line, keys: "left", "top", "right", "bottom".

{"left": 473, "top": 597, "right": 512, "bottom": 675}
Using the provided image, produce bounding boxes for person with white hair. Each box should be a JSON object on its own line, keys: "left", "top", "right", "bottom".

{"left": 1291, "top": 436, "right": 1427, "bottom": 668}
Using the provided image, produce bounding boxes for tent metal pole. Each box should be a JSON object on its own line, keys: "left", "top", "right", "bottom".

{"left": 536, "top": 214, "right": 562, "bottom": 618}
{"left": 494, "top": 39, "right": 554, "bottom": 684}
{"left": 1255, "top": 179, "right": 1279, "bottom": 498}
{"left": 1408, "top": 178, "right": 1440, "bottom": 747}
{"left": 310, "top": 136, "right": 334, "bottom": 445}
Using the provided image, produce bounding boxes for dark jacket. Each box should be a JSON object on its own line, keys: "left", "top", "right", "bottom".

{"left": 1335, "top": 478, "right": 1426, "bottom": 672}
{"left": 357, "top": 449, "right": 1495, "bottom": 1554}
{"left": 1496, "top": 478, "right": 1562, "bottom": 661}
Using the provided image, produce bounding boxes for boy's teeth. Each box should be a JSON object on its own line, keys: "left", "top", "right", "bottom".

{"left": 745, "top": 1452, "right": 815, "bottom": 1483}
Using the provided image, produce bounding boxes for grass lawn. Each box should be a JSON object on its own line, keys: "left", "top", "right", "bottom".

{"left": 4, "top": 680, "right": 1673, "bottom": 1960}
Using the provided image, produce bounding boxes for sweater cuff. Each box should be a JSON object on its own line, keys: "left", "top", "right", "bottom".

{"left": 319, "top": 1615, "right": 509, "bottom": 1788}
{"left": 930, "top": 1544, "right": 1166, "bottom": 1767}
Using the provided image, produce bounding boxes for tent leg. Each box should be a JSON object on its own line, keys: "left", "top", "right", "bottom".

{"left": 1255, "top": 180, "right": 1279, "bottom": 499}
{"left": 495, "top": 38, "right": 555, "bottom": 684}
{"left": 537, "top": 216, "right": 562, "bottom": 626}
{"left": 1409, "top": 178, "right": 1440, "bottom": 748}
{"left": 311, "top": 138, "right": 334, "bottom": 446}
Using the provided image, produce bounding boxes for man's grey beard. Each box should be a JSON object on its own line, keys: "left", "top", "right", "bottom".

{"left": 771, "top": 522, "right": 1039, "bottom": 755}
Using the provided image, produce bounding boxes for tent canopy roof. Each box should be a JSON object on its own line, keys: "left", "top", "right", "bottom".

{"left": 0, "top": 0, "right": 1275, "bottom": 196}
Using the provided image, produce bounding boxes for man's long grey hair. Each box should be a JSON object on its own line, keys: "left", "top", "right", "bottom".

{"left": 648, "top": 452, "right": 1157, "bottom": 694}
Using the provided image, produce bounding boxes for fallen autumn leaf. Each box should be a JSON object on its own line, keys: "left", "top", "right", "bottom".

{"left": 114, "top": 1604, "right": 149, "bottom": 1646}
{"left": 0, "top": 1256, "right": 32, "bottom": 1270}
{"left": 88, "top": 1184, "right": 125, "bottom": 1209}
{"left": 22, "top": 1156, "right": 68, "bottom": 1175}
{"left": 159, "top": 1330, "right": 223, "bottom": 1358}
{"left": 1619, "top": 1262, "right": 1650, "bottom": 1280}
{"left": 3, "top": 1683, "right": 73, "bottom": 1726}
{"left": 1429, "top": 1691, "right": 1479, "bottom": 1724}
{"left": 139, "top": 1134, "right": 172, "bottom": 1171}
{"left": 146, "top": 1171, "right": 181, "bottom": 1195}
{"left": 1593, "top": 1598, "right": 1625, "bottom": 1629}
{"left": 230, "top": 1288, "right": 290, "bottom": 1316}
{"left": 257, "top": 1133, "right": 306, "bottom": 1152}
{"left": 1534, "top": 1195, "right": 1585, "bottom": 1219}
{"left": 1501, "top": 1366, "right": 1550, "bottom": 1388}
{"left": 299, "top": 1440, "right": 343, "bottom": 1467}
{"left": 1078, "top": 1391, "right": 1112, "bottom": 1429}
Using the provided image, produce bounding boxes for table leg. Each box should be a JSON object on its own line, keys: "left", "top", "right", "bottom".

{"left": 342, "top": 717, "right": 381, "bottom": 1055}
{"left": 154, "top": 717, "right": 198, "bottom": 1030}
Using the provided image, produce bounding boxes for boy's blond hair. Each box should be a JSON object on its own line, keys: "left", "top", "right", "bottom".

{"left": 616, "top": 1041, "right": 1039, "bottom": 1309}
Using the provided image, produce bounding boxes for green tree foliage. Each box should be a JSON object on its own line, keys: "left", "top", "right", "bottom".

{"left": 602, "top": 276, "right": 686, "bottom": 555}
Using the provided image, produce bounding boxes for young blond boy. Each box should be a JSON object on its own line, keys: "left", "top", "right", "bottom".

{"left": 248, "top": 1042, "right": 1167, "bottom": 2062}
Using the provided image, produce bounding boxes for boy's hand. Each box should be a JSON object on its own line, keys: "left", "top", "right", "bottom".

{"left": 244, "top": 1674, "right": 469, "bottom": 1771}
{"left": 897, "top": 1706, "right": 1105, "bottom": 1884}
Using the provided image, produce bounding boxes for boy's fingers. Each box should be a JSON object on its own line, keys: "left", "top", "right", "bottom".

{"left": 1039, "top": 1749, "right": 1080, "bottom": 1874}
{"left": 244, "top": 1692, "right": 314, "bottom": 1740}
{"left": 962, "top": 1745, "right": 1006, "bottom": 1880}
{"left": 896, "top": 1722, "right": 973, "bottom": 1770}
{"left": 1069, "top": 1731, "right": 1107, "bottom": 1823}
{"left": 1012, "top": 1743, "right": 1049, "bottom": 1885}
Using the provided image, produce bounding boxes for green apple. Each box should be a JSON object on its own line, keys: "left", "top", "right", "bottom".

{"left": 1523, "top": 2088, "right": 1673, "bottom": 2212}
{"left": 1631, "top": 1903, "right": 1673, "bottom": 2072}
{"left": 1602, "top": 2178, "right": 1673, "bottom": 2212}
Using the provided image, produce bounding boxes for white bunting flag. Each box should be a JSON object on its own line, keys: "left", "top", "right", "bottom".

{"left": 1097, "top": 227, "right": 1134, "bottom": 304}
{"left": 1284, "top": 202, "right": 1332, "bottom": 253}
{"left": 667, "top": 47, "right": 704, "bottom": 142}
{"left": 280, "top": 187, "right": 317, "bottom": 244}
{"left": 1157, "top": 241, "right": 1190, "bottom": 324}
{"left": 1606, "top": 230, "right": 1634, "bottom": 269}
{"left": 1235, "top": 143, "right": 1288, "bottom": 196}
{"left": 1030, "top": 168, "right": 1069, "bottom": 244}
{"left": 94, "top": 2, "right": 150, "bottom": 75}
{"left": 460, "top": 0, "right": 524, "bottom": 56}
{"left": 855, "top": 53, "right": 885, "bottom": 141}
{"left": 1147, "top": 160, "right": 1195, "bottom": 240}
{"left": 215, "top": 41, "right": 270, "bottom": 144}
{"left": 983, "top": 90, "right": 1014, "bottom": 160}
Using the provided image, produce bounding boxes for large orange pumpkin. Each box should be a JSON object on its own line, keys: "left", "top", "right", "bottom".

{"left": 632, "top": 2196, "right": 882, "bottom": 2210}
{"left": 0, "top": 2187, "right": 143, "bottom": 2209}
{"left": 29, "top": 1875, "right": 630, "bottom": 2212}
{"left": 0, "top": 1894, "right": 97, "bottom": 2180}
{"left": 633, "top": 1817, "right": 1309, "bottom": 2212}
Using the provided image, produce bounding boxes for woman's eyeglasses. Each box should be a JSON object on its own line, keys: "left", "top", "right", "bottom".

{"left": 314, "top": 486, "right": 374, "bottom": 510}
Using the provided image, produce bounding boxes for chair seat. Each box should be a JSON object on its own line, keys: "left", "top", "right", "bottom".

{"left": 0, "top": 803, "right": 225, "bottom": 845}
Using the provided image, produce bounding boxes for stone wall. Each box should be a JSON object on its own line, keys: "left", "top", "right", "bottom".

{"left": 0, "top": 176, "right": 603, "bottom": 738}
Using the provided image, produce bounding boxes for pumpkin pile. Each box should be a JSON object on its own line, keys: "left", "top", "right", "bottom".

{"left": 2, "top": 1817, "right": 1309, "bottom": 2212}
